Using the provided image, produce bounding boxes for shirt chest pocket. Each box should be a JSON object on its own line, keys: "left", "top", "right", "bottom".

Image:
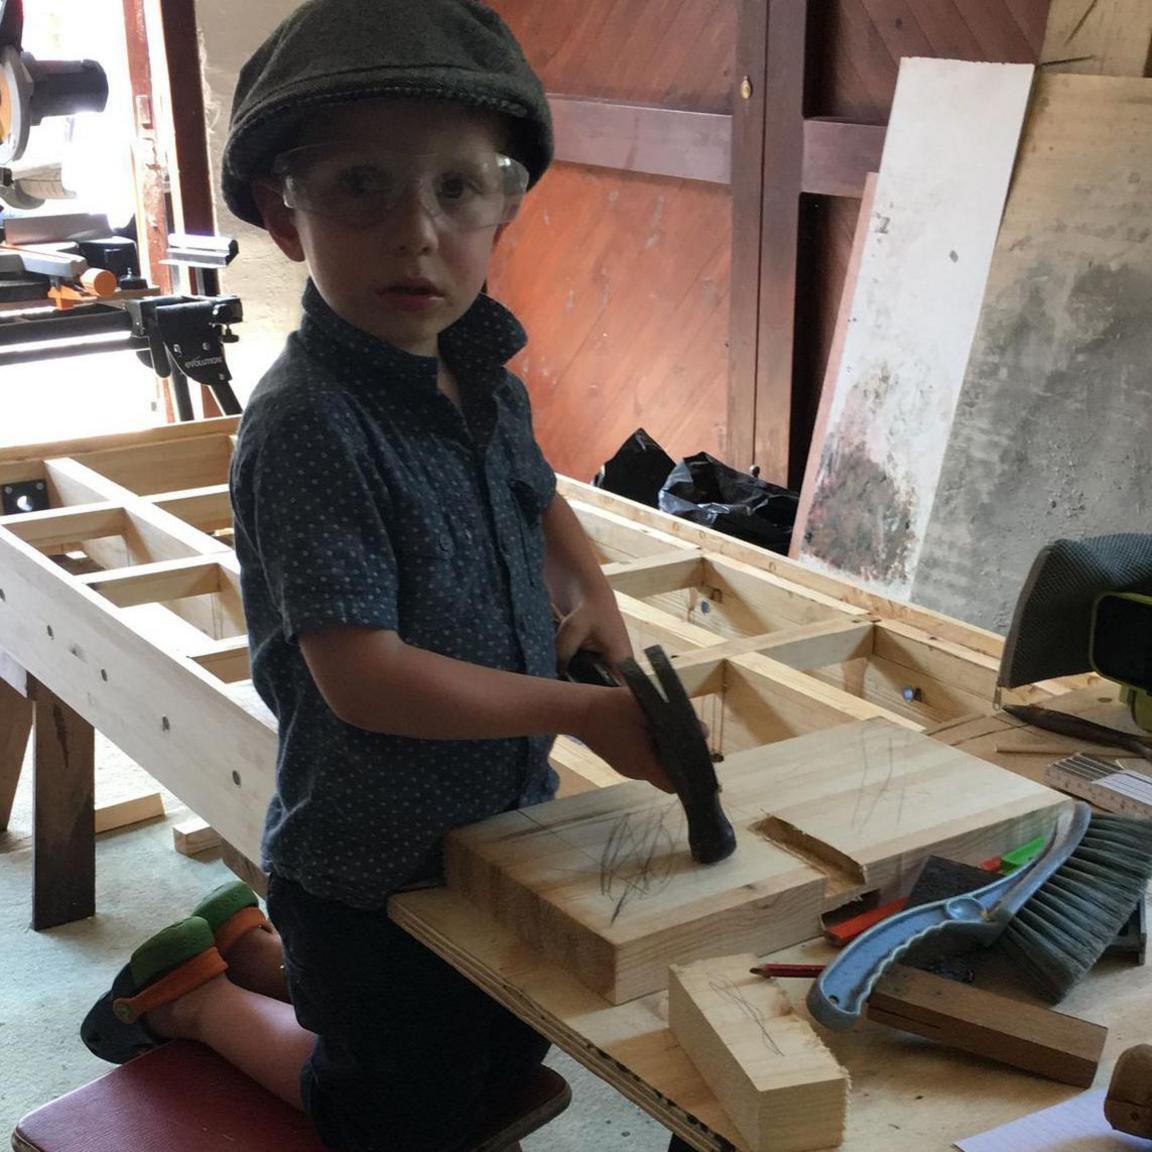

{"left": 508, "top": 472, "right": 552, "bottom": 587}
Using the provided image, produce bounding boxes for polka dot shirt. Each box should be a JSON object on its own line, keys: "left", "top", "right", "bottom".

{"left": 230, "top": 280, "right": 559, "bottom": 909}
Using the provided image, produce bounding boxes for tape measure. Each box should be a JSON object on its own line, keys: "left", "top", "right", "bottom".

{"left": 1045, "top": 752, "right": 1152, "bottom": 819}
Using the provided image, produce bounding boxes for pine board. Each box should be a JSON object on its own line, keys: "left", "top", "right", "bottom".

{"left": 668, "top": 954, "right": 849, "bottom": 1151}
{"left": 445, "top": 718, "right": 1066, "bottom": 1004}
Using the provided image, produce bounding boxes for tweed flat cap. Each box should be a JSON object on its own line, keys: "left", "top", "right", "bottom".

{"left": 222, "top": 0, "right": 553, "bottom": 227}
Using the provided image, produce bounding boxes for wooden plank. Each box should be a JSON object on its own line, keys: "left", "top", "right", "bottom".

{"left": 173, "top": 815, "right": 222, "bottom": 856}
{"left": 31, "top": 679, "right": 95, "bottom": 929}
{"left": 602, "top": 552, "right": 707, "bottom": 599}
{"left": 95, "top": 791, "right": 165, "bottom": 834}
{"left": 549, "top": 98, "right": 731, "bottom": 185}
{"left": 68, "top": 435, "right": 235, "bottom": 497}
{"left": 445, "top": 719, "right": 1065, "bottom": 1004}
{"left": 0, "top": 670, "right": 32, "bottom": 831}
{"left": 1040, "top": 0, "right": 1152, "bottom": 74}
{"left": 866, "top": 965, "right": 1107, "bottom": 1087}
{"left": 752, "top": 0, "right": 808, "bottom": 484}
{"left": 79, "top": 557, "right": 225, "bottom": 609}
{"left": 796, "top": 58, "right": 1035, "bottom": 601}
{"left": 0, "top": 502, "right": 126, "bottom": 551}
{"left": 792, "top": 174, "right": 878, "bottom": 560}
{"left": 727, "top": 0, "right": 770, "bottom": 472}
{"left": 188, "top": 636, "right": 251, "bottom": 683}
{"left": 0, "top": 417, "right": 238, "bottom": 477}
{"left": 668, "top": 954, "right": 848, "bottom": 1151}
{"left": 569, "top": 499, "right": 699, "bottom": 562}
{"left": 150, "top": 484, "right": 233, "bottom": 533}
{"left": 912, "top": 74, "right": 1152, "bottom": 633}
{"left": 801, "top": 119, "right": 885, "bottom": 197}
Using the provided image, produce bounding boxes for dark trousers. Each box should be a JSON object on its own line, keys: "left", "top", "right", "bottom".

{"left": 267, "top": 873, "right": 550, "bottom": 1152}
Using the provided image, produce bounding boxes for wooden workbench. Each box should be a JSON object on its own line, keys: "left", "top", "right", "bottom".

{"left": 0, "top": 417, "right": 1141, "bottom": 1151}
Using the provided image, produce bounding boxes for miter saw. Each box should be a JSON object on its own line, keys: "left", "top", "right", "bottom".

{"left": 0, "top": 0, "right": 109, "bottom": 188}
{"left": 998, "top": 535, "right": 1152, "bottom": 730}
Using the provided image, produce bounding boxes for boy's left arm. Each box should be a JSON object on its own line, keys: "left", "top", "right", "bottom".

{"left": 543, "top": 493, "right": 632, "bottom": 672}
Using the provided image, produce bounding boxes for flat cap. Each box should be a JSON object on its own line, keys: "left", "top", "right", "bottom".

{"left": 222, "top": 0, "right": 553, "bottom": 227}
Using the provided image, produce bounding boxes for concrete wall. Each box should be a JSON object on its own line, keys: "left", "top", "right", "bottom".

{"left": 196, "top": 0, "right": 307, "bottom": 399}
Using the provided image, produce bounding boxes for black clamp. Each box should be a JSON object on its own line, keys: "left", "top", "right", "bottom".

{"left": 124, "top": 294, "right": 244, "bottom": 420}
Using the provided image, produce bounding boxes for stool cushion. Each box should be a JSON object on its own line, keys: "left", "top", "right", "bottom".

{"left": 14, "top": 1040, "right": 570, "bottom": 1152}
{"left": 14, "top": 1042, "right": 322, "bottom": 1152}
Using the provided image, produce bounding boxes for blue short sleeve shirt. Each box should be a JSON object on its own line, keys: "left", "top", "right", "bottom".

{"left": 230, "top": 281, "right": 559, "bottom": 908}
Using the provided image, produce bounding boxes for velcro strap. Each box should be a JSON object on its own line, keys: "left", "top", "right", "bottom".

{"left": 213, "top": 904, "right": 272, "bottom": 956}
{"left": 112, "top": 947, "right": 228, "bottom": 1024}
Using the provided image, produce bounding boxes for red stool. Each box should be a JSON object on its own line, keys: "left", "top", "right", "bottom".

{"left": 13, "top": 1040, "right": 571, "bottom": 1152}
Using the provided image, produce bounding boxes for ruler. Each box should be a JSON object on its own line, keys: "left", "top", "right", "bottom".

{"left": 1045, "top": 753, "right": 1152, "bottom": 819}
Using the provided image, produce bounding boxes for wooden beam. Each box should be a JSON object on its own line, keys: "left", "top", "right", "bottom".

{"left": 753, "top": 0, "right": 808, "bottom": 485}
{"left": 867, "top": 965, "right": 1107, "bottom": 1087}
{"left": 801, "top": 119, "right": 886, "bottom": 197}
{"left": 95, "top": 791, "right": 165, "bottom": 834}
{"left": 668, "top": 955, "right": 848, "bottom": 1152}
{"left": 0, "top": 669, "right": 31, "bottom": 831}
{"left": 32, "top": 679, "right": 95, "bottom": 929}
{"left": 79, "top": 557, "right": 225, "bottom": 609}
{"left": 0, "top": 502, "right": 126, "bottom": 551}
{"left": 150, "top": 484, "right": 233, "bottom": 533}
{"left": 550, "top": 98, "right": 731, "bottom": 185}
{"left": 120, "top": 0, "right": 173, "bottom": 294}
{"left": 726, "top": 0, "right": 771, "bottom": 472}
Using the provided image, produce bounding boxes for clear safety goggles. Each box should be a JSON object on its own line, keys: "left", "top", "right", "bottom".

{"left": 271, "top": 144, "right": 529, "bottom": 231}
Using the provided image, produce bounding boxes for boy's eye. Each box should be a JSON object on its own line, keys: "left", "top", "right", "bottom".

{"left": 435, "top": 171, "right": 482, "bottom": 202}
{"left": 333, "top": 164, "right": 392, "bottom": 198}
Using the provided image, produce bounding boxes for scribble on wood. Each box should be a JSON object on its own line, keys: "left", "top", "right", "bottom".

{"left": 707, "top": 974, "right": 787, "bottom": 1056}
{"left": 600, "top": 802, "right": 679, "bottom": 924}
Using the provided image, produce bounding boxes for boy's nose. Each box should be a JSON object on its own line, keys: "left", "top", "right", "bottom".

{"left": 384, "top": 188, "right": 440, "bottom": 254}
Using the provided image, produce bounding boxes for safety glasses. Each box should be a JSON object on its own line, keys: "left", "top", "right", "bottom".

{"left": 271, "top": 143, "right": 529, "bottom": 231}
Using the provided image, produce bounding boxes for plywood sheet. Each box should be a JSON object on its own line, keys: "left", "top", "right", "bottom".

{"left": 445, "top": 719, "right": 1065, "bottom": 1004}
{"left": 796, "top": 59, "right": 1033, "bottom": 600}
{"left": 913, "top": 74, "right": 1152, "bottom": 632}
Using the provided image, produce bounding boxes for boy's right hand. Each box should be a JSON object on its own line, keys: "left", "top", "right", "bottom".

{"left": 575, "top": 688, "right": 677, "bottom": 794}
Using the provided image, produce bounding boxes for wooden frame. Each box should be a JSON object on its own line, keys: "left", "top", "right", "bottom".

{"left": 0, "top": 416, "right": 1071, "bottom": 928}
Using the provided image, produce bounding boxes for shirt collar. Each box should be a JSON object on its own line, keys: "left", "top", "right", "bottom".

{"left": 297, "top": 279, "right": 527, "bottom": 392}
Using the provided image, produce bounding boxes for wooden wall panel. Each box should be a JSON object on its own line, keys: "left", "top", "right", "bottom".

{"left": 810, "top": 0, "right": 1048, "bottom": 121}
{"left": 493, "top": 0, "right": 735, "bottom": 112}
{"left": 491, "top": 166, "right": 729, "bottom": 481}
{"left": 488, "top": 0, "right": 737, "bottom": 482}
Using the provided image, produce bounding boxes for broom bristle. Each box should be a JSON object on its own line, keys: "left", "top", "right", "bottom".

{"left": 998, "top": 814, "right": 1152, "bottom": 1002}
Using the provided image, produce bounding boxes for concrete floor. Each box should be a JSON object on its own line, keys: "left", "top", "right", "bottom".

{"left": 0, "top": 739, "right": 672, "bottom": 1149}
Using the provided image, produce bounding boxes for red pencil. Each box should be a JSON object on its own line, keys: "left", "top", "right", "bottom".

{"left": 749, "top": 963, "right": 826, "bottom": 979}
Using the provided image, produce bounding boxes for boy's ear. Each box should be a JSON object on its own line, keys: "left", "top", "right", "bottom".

{"left": 251, "top": 177, "right": 306, "bottom": 263}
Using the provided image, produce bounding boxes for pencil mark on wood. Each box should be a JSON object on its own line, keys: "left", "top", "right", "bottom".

{"left": 707, "top": 975, "right": 786, "bottom": 1056}
{"left": 600, "top": 803, "right": 679, "bottom": 924}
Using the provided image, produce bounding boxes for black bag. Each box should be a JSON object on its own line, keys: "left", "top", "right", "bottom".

{"left": 658, "top": 452, "right": 797, "bottom": 555}
{"left": 592, "top": 428, "right": 675, "bottom": 508}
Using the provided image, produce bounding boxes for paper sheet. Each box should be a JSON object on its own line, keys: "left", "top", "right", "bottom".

{"left": 956, "top": 1090, "right": 1148, "bottom": 1151}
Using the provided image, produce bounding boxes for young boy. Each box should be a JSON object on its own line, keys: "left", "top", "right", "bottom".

{"left": 82, "top": 3, "right": 674, "bottom": 1149}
